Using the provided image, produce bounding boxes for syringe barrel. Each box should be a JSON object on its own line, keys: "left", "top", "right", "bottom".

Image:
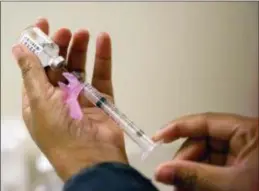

{"left": 83, "top": 83, "right": 156, "bottom": 153}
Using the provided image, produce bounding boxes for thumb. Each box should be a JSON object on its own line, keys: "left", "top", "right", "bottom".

{"left": 155, "top": 160, "right": 233, "bottom": 191}
{"left": 12, "top": 44, "right": 53, "bottom": 104}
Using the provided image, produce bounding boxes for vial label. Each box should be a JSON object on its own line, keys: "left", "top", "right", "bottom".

{"left": 20, "top": 34, "right": 43, "bottom": 55}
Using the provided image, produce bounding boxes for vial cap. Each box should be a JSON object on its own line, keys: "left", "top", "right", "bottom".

{"left": 49, "top": 56, "right": 65, "bottom": 69}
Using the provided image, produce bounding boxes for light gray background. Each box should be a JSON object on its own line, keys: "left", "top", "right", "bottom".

{"left": 1, "top": 2, "right": 258, "bottom": 191}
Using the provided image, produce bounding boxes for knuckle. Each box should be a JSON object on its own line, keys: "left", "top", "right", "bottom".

{"left": 44, "top": 82, "right": 56, "bottom": 101}
{"left": 21, "top": 64, "right": 33, "bottom": 78}
{"left": 18, "top": 55, "right": 33, "bottom": 78}
{"left": 28, "top": 94, "right": 42, "bottom": 107}
{"left": 202, "top": 112, "right": 213, "bottom": 120}
{"left": 172, "top": 124, "right": 181, "bottom": 137}
{"left": 175, "top": 169, "right": 198, "bottom": 190}
{"left": 200, "top": 112, "right": 213, "bottom": 130}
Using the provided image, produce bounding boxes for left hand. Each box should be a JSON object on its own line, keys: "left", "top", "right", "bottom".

{"left": 12, "top": 18, "right": 128, "bottom": 181}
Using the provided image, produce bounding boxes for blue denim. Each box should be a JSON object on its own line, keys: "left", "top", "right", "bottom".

{"left": 63, "top": 162, "right": 159, "bottom": 191}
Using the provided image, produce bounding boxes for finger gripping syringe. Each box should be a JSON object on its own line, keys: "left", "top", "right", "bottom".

{"left": 19, "top": 26, "right": 160, "bottom": 160}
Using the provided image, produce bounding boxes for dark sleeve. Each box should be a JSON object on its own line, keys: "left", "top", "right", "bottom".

{"left": 63, "top": 162, "right": 159, "bottom": 191}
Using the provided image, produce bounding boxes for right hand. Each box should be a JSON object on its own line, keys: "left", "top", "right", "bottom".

{"left": 152, "top": 112, "right": 258, "bottom": 191}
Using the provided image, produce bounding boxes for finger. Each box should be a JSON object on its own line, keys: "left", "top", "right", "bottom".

{"left": 34, "top": 17, "right": 49, "bottom": 35}
{"left": 236, "top": 128, "right": 258, "bottom": 163}
{"left": 173, "top": 138, "right": 206, "bottom": 161}
{"left": 92, "top": 32, "right": 113, "bottom": 97}
{"left": 22, "top": 86, "right": 30, "bottom": 113}
{"left": 152, "top": 112, "right": 253, "bottom": 143}
{"left": 208, "top": 153, "right": 227, "bottom": 166}
{"left": 155, "top": 160, "right": 233, "bottom": 191}
{"left": 67, "top": 29, "right": 89, "bottom": 74}
{"left": 53, "top": 28, "right": 72, "bottom": 59}
{"left": 175, "top": 138, "right": 227, "bottom": 165}
{"left": 12, "top": 44, "right": 53, "bottom": 105}
{"left": 65, "top": 29, "right": 89, "bottom": 107}
{"left": 46, "top": 28, "right": 72, "bottom": 85}
{"left": 22, "top": 86, "right": 33, "bottom": 131}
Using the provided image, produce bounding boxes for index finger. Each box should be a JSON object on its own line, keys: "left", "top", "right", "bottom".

{"left": 152, "top": 112, "right": 256, "bottom": 143}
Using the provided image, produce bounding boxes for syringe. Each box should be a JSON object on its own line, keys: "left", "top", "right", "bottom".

{"left": 76, "top": 74, "right": 160, "bottom": 159}
{"left": 19, "top": 26, "right": 161, "bottom": 159}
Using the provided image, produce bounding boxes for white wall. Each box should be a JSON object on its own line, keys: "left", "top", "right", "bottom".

{"left": 1, "top": 2, "right": 258, "bottom": 191}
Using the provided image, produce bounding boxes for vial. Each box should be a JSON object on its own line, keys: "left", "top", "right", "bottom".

{"left": 19, "top": 26, "right": 65, "bottom": 69}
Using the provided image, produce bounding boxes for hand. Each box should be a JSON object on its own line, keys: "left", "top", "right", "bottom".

{"left": 12, "top": 18, "right": 128, "bottom": 181}
{"left": 152, "top": 112, "right": 258, "bottom": 191}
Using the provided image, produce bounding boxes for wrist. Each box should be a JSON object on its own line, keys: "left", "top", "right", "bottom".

{"left": 46, "top": 144, "right": 129, "bottom": 181}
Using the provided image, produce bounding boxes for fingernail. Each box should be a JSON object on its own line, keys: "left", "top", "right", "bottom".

{"left": 154, "top": 125, "right": 166, "bottom": 137}
{"left": 152, "top": 133, "right": 161, "bottom": 141}
{"left": 36, "top": 17, "right": 45, "bottom": 22}
{"left": 12, "top": 43, "right": 19, "bottom": 49}
{"left": 155, "top": 167, "right": 175, "bottom": 183}
{"left": 76, "top": 28, "right": 89, "bottom": 34}
{"left": 12, "top": 44, "right": 24, "bottom": 59}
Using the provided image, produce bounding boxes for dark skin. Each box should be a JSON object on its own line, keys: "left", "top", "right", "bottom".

{"left": 153, "top": 113, "right": 258, "bottom": 191}
{"left": 13, "top": 18, "right": 128, "bottom": 181}
{"left": 13, "top": 18, "right": 258, "bottom": 191}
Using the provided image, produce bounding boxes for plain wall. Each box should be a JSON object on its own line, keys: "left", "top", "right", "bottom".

{"left": 1, "top": 2, "right": 258, "bottom": 191}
